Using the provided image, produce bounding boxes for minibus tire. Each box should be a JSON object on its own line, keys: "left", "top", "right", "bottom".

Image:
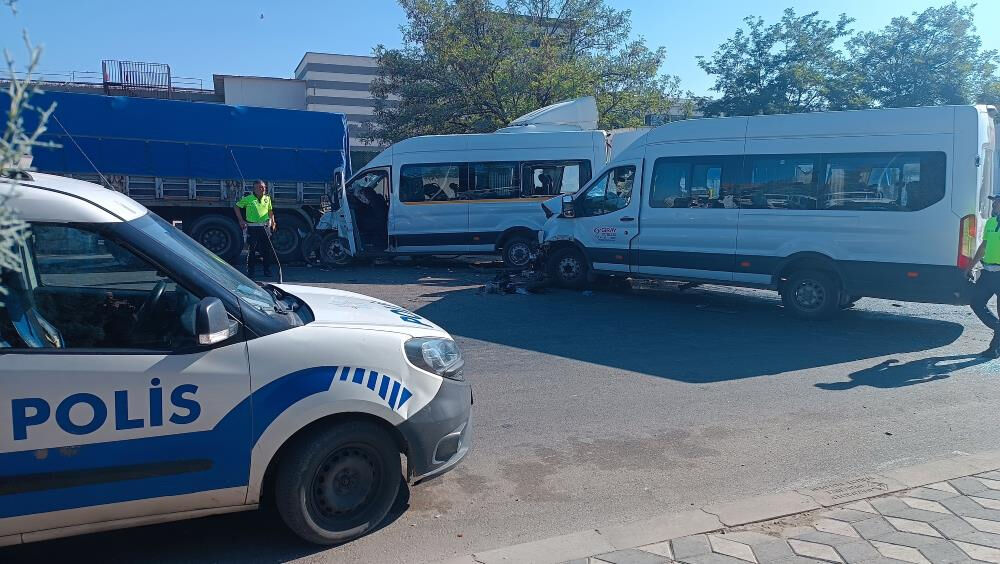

{"left": 781, "top": 270, "right": 841, "bottom": 319}
{"left": 502, "top": 235, "right": 535, "bottom": 269}
{"left": 320, "top": 233, "right": 354, "bottom": 266}
{"left": 275, "top": 421, "right": 401, "bottom": 545}
{"left": 548, "top": 247, "right": 588, "bottom": 289}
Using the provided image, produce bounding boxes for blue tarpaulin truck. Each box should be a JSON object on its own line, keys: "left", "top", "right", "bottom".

{"left": 12, "top": 90, "right": 351, "bottom": 263}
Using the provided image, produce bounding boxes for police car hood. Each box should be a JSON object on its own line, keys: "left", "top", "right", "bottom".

{"left": 277, "top": 284, "right": 447, "bottom": 335}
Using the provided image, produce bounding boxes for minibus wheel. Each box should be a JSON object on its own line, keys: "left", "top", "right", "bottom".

{"left": 502, "top": 235, "right": 535, "bottom": 269}
{"left": 781, "top": 270, "right": 841, "bottom": 319}
{"left": 275, "top": 421, "right": 401, "bottom": 545}
{"left": 548, "top": 247, "right": 588, "bottom": 289}
{"left": 320, "top": 233, "right": 354, "bottom": 266}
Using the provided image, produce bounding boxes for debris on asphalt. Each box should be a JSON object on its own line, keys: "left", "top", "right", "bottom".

{"left": 478, "top": 268, "right": 546, "bottom": 295}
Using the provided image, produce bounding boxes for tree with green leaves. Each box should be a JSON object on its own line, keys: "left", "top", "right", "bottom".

{"left": 368, "top": 0, "right": 685, "bottom": 143}
{"left": 848, "top": 2, "right": 997, "bottom": 109}
{"left": 2, "top": 0, "right": 55, "bottom": 293}
{"left": 697, "top": 9, "right": 855, "bottom": 116}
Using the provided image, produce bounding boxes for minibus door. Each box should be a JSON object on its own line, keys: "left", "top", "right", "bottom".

{"left": 336, "top": 176, "right": 358, "bottom": 257}
{"left": 572, "top": 160, "right": 643, "bottom": 274}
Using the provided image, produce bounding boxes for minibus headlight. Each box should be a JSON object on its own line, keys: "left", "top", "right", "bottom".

{"left": 405, "top": 338, "right": 465, "bottom": 380}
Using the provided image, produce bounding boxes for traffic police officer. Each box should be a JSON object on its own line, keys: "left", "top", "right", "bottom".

{"left": 234, "top": 180, "right": 277, "bottom": 277}
{"left": 967, "top": 195, "right": 1000, "bottom": 357}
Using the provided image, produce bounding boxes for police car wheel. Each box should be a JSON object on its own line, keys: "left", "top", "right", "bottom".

{"left": 781, "top": 270, "right": 841, "bottom": 320}
{"left": 548, "top": 247, "right": 588, "bottom": 289}
{"left": 275, "top": 421, "right": 401, "bottom": 545}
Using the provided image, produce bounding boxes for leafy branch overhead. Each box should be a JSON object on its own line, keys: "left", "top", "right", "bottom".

{"left": 698, "top": 2, "right": 999, "bottom": 116}
{"left": 368, "top": 0, "right": 688, "bottom": 143}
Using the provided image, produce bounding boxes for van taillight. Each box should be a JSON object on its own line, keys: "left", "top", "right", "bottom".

{"left": 958, "top": 214, "right": 977, "bottom": 269}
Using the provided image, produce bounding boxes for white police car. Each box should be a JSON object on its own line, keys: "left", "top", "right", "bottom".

{"left": 0, "top": 173, "right": 471, "bottom": 546}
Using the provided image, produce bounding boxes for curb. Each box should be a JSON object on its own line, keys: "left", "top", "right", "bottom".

{"left": 442, "top": 450, "right": 1000, "bottom": 564}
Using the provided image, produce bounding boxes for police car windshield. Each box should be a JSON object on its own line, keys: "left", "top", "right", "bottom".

{"left": 129, "top": 214, "right": 278, "bottom": 313}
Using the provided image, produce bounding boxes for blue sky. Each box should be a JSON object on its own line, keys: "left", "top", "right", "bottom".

{"left": 2, "top": 0, "right": 998, "bottom": 96}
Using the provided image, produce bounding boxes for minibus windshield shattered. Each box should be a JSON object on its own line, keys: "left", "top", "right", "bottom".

{"left": 127, "top": 213, "right": 279, "bottom": 313}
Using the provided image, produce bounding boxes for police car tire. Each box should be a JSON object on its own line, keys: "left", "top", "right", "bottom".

{"left": 781, "top": 269, "right": 841, "bottom": 320}
{"left": 275, "top": 421, "right": 401, "bottom": 545}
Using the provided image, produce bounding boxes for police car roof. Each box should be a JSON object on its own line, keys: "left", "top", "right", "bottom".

{"left": 0, "top": 172, "right": 148, "bottom": 223}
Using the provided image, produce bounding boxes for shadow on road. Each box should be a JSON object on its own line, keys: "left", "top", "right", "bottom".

{"left": 815, "top": 354, "right": 990, "bottom": 390}
{"left": 0, "top": 481, "right": 412, "bottom": 564}
{"left": 412, "top": 284, "right": 966, "bottom": 383}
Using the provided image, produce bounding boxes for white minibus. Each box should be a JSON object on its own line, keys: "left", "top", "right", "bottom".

{"left": 316, "top": 97, "right": 644, "bottom": 268}
{"left": 541, "top": 105, "right": 997, "bottom": 318}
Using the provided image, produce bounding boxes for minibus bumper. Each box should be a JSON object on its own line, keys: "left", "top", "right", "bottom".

{"left": 398, "top": 377, "right": 472, "bottom": 484}
{"left": 842, "top": 263, "right": 974, "bottom": 305}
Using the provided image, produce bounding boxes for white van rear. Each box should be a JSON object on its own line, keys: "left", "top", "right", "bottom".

{"left": 541, "top": 105, "right": 996, "bottom": 318}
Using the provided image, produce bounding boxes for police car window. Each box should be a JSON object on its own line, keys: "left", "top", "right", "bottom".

{"left": 5, "top": 224, "right": 201, "bottom": 350}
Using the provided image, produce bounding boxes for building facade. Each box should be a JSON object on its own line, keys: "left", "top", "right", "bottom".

{"left": 295, "top": 53, "right": 387, "bottom": 165}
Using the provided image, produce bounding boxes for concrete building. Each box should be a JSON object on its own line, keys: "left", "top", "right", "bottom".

{"left": 213, "top": 75, "right": 306, "bottom": 110}
{"left": 295, "top": 53, "right": 386, "bottom": 164}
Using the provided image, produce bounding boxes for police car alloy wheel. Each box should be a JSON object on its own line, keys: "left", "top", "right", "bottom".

{"left": 275, "top": 421, "right": 401, "bottom": 544}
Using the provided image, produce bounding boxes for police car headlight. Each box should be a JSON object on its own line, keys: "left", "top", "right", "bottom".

{"left": 405, "top": 338, "right": 464, "bottom": 381}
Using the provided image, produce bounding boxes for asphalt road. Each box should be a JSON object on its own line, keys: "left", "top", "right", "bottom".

{"left": 5, "top": 259, "right": 1000, "bottom": 564}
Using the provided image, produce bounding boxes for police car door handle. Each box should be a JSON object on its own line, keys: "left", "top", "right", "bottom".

{"left": 620, "top": 216, "right": 635, "bottom": 222}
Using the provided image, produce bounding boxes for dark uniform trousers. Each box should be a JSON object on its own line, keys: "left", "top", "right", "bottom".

{"left": 246, "top": 225, "right": 276, "bottom": 275}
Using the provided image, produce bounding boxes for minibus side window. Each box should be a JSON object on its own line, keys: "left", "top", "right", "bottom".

{"left": 742, "top": 156, "right": 818, "bottom": 210}
{"left": 819, "top": 152, "right": 945, "bottom": 211}
{"left": 578, "top": 165, "right": 636, "bottom": 217}
{"left": 521, "top": 160, "right": 592, "bottom": 197}
{"left": 469, "top": 162, "right": 519, "bottom": 200}
{"left": 400, "top": 163, "right": 466, "bottom": 203}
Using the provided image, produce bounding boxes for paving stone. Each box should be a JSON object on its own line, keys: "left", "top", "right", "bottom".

{"left": 900, "top": 499, "right": 955, "bottom": 515}
{"left": 749, "top": 540, "right": 796, "bottom": 562}
{"left": 814, "top": 519, "right": 862, "bottom": 538}
{"left": 954, "top": 540, "right": 1000, "bottom": 563}
{"left": 843, "top": 501, "right": 878, "bottom": 514}
{"left": 709, "top": 536, "right": 758, "bottom": 563}
{"left": 966, "top": 518, "right": 1000, "bottom": 535}
{"left": 954, "top": 532, "right": 1000, "bottom": 550}
{"left": 673, "top": 535, "right": 713, "bottom": 559}
{"left": 968, "top": 490, "right": 1000, "bottom": 503}
{"left": 853, "top": 517, "right": 897, "bottom": 540}
{"left": 723, "top": 532, "right": 785, "bottom": 547}
{"left": 822, "top": 510, "right": 882, "bottom": 524}
{"left": 793, "top": 531, "right": 868, "bottom": 547}
{"left": 942, "top": 498, "right": 1000, "bottom": 521}
{"left": 971, "top": 498, "right": 1000, "bottom": 511}
{"left": 909, "top": 488, "right": 964, "bottom": 502}
{"left": 869, "top": 540, "right": 932, "bottom": 564}
{"left": 885, "top": 508, "right": 961, "bottom": 524}
{"left": 930, "top": 516, "right": 979, "bottom": 538}
{"left": 871, "top": 498, "right": 911, "bottom": 514}
{"left": 918, "top": 542, "right": 973, "bottom": 564}
{"left": 595, "top": 548, "right": 673, "bottom": 564}
{"left": 637, "top": 541, "right": 673, "bottom": 558}
{"left": 684, "top": 553, "right": 756, "bottom": 564}
{"left": 770, "top": 557, "right": 833, "bottom": 564}
{"left": 977, "top": 479, "right": 1000, "bottom": 492}
{"left": 787, "top": 539, "right": 845, "bottom": 563}
{"left": 952, "top": 478, "right": 991, "bottom": 496}
{"left": 885, "top": 517, "right": 944, "bottom": 538}
{"left": 827, "top": 541, "right": 881, "bottom": 564}
{"left": 874, "top": 531, "right": 950, "bottom": 549}
{"left": 854, "top": 558, "right": 927, "bottom": 564}
{"left": 927, "top": 483, "right": 962, "bottom": 495}
{"left": 977, "top": 471, "right": 1000, "bottom": 482}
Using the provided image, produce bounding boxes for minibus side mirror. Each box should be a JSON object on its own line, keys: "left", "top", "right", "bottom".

{"left": 561, "top": 194, "right": 576, "bottom": 218}
{"left": 196, "top": 297, "right": 238, "bottom": 346}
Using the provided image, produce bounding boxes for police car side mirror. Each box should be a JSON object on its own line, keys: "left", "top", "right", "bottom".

{"left": 196, "top": 297, "right": 238, "bottom": 346}
{"left": 561, "top": 194, "right": 575, "bottom": 218}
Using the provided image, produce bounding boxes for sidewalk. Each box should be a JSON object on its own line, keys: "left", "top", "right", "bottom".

{"left": 444, "top": 451, "right": 1000, "bottom": 564}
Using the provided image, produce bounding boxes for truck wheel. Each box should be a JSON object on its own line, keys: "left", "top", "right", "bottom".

{"left": 189, "top": 215, "right": 241, "bottom": 263}
{"left": 321, "top": 233, "right": 354, "bottom": 266}
{"left": 272, "top": 214, "right": 309, "bottom": 262}
{"left": 501, "top": 234, "right": 535, "bottom": 269}
{"left": 547, "top": 247, "right": 588, "bottom": 289}
{"left": 781, "top": 270, "right": 841, "bottom": 319}
{"left": 275, "top": 421, "right": 401, "bottom": 545}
